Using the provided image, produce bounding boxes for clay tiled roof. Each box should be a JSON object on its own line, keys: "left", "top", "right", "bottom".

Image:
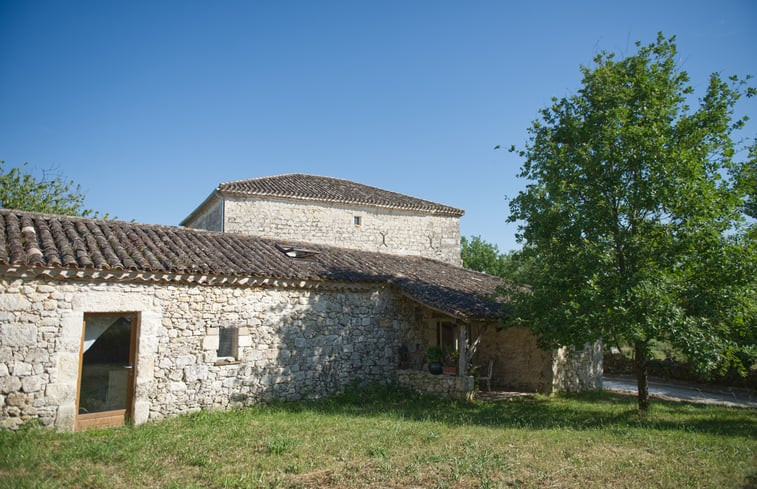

{"left": 216, "top": 174, "right": 465, "bottom": 216}
{"left": 0, "top": 209, "right": 505, "bottom": 320}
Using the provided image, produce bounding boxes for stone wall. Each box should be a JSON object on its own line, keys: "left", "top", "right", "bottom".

{"left": 0, "top": 274, "right": 601, "bottom": 431}
{"left": 184, "top": 197, "right": 223, "bottom": 231}
{"left": 473, "top": 326, "right": 603, "bottom": 393}
{"left": 551, "top": 341, "right": 603, "bottom": 392}
{"left": 396, "top": 370, "right": 474, "bottom": 400}
{"left": 474, "top": 326, "right": 554, "bottom": 392}
{"left": 0, "top": 275, "right": 426, "bottom": 431}
{"left": 221, "top": 196, "right": 462, "bottom": 266}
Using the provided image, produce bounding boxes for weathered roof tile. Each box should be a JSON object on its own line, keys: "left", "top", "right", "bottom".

{"left": 0, "top": 209, "right": 506, "bottom": 320}
{"left": 5, "top": 213, "right": 25, "bottom": 264}
{"left": 217, "top": 174, "right": 465, "bottom": 217}
{"left": 0, "top": 215, "right": 8, "bottom": 263}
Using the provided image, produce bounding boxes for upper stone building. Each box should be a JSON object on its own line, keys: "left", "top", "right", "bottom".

{"left": 180, "top": 174, "right": 464, "bottom": 266}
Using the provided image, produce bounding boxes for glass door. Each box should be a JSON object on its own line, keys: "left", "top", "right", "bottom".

{"left": 76, "top": 313, "right": 137, "bottom": 430}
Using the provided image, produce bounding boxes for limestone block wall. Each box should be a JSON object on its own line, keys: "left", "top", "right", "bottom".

{"left": 474, "top": 326, "right": 554, "bottom": 393}
{"left": 551, "top": 341, "right": 603, "bottom": 392}
{"left": 220, "top": 197, "right": 462, "bottom": 266}
{"left": 396, "top": 370, "right": 474, "bottom": 400}
{"left": 0, "top": 279, "right": 162, "bottom": 430}
{"left": 0, "top": 289, "right": 58, "bottom": 429}
{"left": 0, "top": 276, "right": 425, "bottom": 431}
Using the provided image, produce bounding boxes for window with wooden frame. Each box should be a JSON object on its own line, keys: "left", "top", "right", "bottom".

{"left": 76, "top": 312, "right": 139, "bottom": 431}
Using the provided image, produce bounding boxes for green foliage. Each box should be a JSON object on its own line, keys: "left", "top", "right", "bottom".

{"left": 0, "top": 161, "right": 103, "bottom": 217}
{"left": 507, "top": 33, "right": 756, "bottom": 408}
{"left": 443, "top": 349, "right": 459, "bottom": 367}
{"left": 426, "top": 345, "right": 443, "bottom": 363}
{"left": 460, "top": 235, "right": 511, "bottom": 277}
{"left": 460, "top": 236, "right": 534, "bottom": 282}
{"left": 736, "top": 141, "right": 757, "bottom": 219}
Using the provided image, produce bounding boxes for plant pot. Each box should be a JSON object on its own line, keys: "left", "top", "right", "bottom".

{"left": 428, "top": 362, "right": 443, "bottom": 375}
{"left": 442, "top": 366, "right": 457, "bottom": 376}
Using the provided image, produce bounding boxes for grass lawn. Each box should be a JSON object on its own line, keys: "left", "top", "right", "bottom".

{"left": 0, "top": 387, "right": 755, "bottom": 488}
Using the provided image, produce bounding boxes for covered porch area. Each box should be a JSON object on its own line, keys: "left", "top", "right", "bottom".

{"left": 393, "top": 308, "right": 547, "bottom": 400}
{"left": 393, "top": 304, "right": 602, "bottom": 399}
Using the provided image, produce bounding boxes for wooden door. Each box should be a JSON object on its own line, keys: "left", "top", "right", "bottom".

{"left": 75, "top": 313, "right": 138, "bottom": 431}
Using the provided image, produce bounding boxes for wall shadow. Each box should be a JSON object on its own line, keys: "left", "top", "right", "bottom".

{"left": 263, "top": 385, "right": 757, "bottom": 439}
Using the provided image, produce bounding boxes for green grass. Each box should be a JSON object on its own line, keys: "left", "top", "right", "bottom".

{"left": 1, "top": 387, "right": 755, "bottom": 488}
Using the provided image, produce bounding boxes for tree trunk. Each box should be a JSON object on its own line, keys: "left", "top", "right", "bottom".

{"left": 634, "top": 341, "right": 649, "bottom": 415}
{"left": 464, "top": 322, "right": 488, "bottom": 374}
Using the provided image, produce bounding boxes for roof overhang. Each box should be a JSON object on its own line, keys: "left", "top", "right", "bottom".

{"left": 0, "top": 265, "right": 504, "bottom": 323}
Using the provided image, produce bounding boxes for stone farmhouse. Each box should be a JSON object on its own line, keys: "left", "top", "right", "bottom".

{"left": 0, "top": 174, "right": 601, "bottom": 431}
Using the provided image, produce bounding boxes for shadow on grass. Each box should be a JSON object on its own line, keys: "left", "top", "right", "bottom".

{"left": 744, "top": 472, "right": 757, "bottom": 489}
{"left": 269, "top": 385, "right": 757, "bottom": 438}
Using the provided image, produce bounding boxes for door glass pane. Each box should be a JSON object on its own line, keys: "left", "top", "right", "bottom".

{"left": 79, "top": 315, "right": 132, "bottom": 414}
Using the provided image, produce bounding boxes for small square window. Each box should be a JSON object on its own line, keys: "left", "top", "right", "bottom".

{"left": 354, "top": 216, "right": 362, "bottom": 226}
{"left": 217, "top": 327, "right": 239, "bottom": 359}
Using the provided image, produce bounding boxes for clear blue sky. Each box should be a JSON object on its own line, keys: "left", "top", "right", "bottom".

{"left": 1, "top": 1, "right": 755, "bottom": 252}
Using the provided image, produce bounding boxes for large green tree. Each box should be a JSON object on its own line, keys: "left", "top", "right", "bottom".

{"left": 0, "top": 161, "right": 100, "bottom": 217}
{"left": 737, "top": 141, "right": 757, "bottom": 220}
{"left": 507, "top": 34, "right": 755, "bottom": 413}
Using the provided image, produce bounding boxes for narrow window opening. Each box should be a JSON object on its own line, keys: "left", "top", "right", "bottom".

{"left": 217, "top": 327, "right": 239, "bottom": 359}
{"left": 353, "top": 216, "right": 362, "bottom": 226}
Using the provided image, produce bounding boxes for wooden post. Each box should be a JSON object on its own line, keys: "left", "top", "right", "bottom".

{"left": 458, "top": 321, "right": 468, "bottom": 376}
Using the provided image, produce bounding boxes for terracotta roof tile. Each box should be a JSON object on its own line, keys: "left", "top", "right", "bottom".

{"left": 0, "top": 209, "right": 505, "bottom": 320}
{"left": 216, "top": 174, "right": 465, "bottom": 216}
{"left": 0, "top": 215, "right": 7, "bottom": 263}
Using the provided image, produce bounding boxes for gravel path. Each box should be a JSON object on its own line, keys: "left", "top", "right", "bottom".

{"left": 603, "top": 375, "right": 757, "bottom": 408}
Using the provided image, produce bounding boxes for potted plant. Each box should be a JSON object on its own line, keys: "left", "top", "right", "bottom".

{"left": 443, "top": 350, "right": 459, "bottom": 375}
{"left": 426, "top": 346, "right": 443, "bottom": 375}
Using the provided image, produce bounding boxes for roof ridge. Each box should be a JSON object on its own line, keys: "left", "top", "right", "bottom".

{"left": 217, "top": 172, "right": 310, "bottom": 188}
{"left": 216, "top": 174, "right": 464, "bottom": 216}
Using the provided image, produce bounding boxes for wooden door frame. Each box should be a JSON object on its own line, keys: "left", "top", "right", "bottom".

{"left": 75, "top": 312, "right": 140, "bottom": 431}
